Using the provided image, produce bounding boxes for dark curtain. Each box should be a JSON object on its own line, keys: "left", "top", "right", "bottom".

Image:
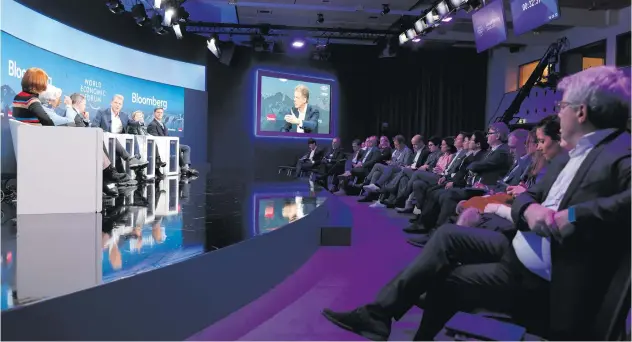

{"left": 333, "top": 47, "right": 488, "bottom": 142}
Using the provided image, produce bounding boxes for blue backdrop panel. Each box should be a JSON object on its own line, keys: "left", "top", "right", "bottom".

{"left": 0, "top": 31, "right": 186, "bottom": 136}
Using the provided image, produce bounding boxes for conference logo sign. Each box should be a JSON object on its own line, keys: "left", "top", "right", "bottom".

{"left": 132, "top": 92, "right": 169, "bottom": 110}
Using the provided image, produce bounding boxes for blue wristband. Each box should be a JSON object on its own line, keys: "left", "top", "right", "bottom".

{"left": 568, "top": 206, "right": 576, "bottom": 223}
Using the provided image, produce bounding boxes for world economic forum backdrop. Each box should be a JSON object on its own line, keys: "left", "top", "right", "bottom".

{"left": 0, "top": 31, "right": 186, "bottom": 135}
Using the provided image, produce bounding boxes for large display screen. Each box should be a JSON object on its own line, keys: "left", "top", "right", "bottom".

{"left": 471, "top": 0, "right": 508, "bottom": 53}
{"left": 256, "top": 70, "right": 335, "bottom": 138}
{"left": 509, "top": 0, "right": 560, "bottom": 36}
{"left": 0, "top": 32, "right": 186, "bottom": 135}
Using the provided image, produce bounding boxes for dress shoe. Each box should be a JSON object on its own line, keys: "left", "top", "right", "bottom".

{"left": 403, "top": 223, "right": 429, "bottom": 234}
{"left": 127, "top": 157, "right": 148, "bottom": 170}
{"left": 369, "top": 201, "right": 386, "bottom": 208}
{"left": 407, "top": 234, "right": 431, "bottom": 247}
{"left": 104, "top": 165, "right": 127, "bottom": 183}
{"left": 409, "top": 215, "right": 420, "bottom": 223}
{"left": 103, "top": 183, "right": 118, "bottom": 197}
{"left": 321, "top": 307, "right": 390, "bottom": 341}
{"left": 396, "top": 207, "right": 414, "bottom": 214}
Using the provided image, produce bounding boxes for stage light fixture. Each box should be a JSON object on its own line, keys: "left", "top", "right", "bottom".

{"left": 414, "top": 17, "right": 428, "bottom": 34}
{"left": 291, "top": 39, "right": 305, "bottom": 48}
{"left": 448, "top": 0, "right": 467, "bottom": 8}
{"left": 412, "top": 37, "right": 421, "bottom": 43}
{"left": 441, "top": 16, "right": 453, "bottom": 22}
{"left": 131, "top": 4, "right": 149, "bottom": 26}
{"left": 154, "top": 0, "right": 162, "bottom": 8}
{"left": 207, "top": 35, "right": 222, "bottom": 58}
{"left": 405, "top": 29, "right": 417, "bottom": 40}
{"left": 317, "top": 13, "right": 324, "bottom": 24}
{"left": 425, "top": 9, "right": 440, "bottom": 26}
{"left": 462, "top": 0, "right": 483, "bottom": 12}
{"left": 152, "top": 15, "right": 169, "bottom": 35}
{"left": 106, "top": 0, "right": 125, "bottom": 14}
{"left": 381, "top": 4, "right": 390, "bottom": 15}
{"left": 435, "top": 0, "right": 450, "bottom": 16}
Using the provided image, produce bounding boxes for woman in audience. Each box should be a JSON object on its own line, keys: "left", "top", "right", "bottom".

{"left": 11, "top": 67, "right": 54, "bottom": 126}
{"left": 431, "top": 137, "right": 456, "bottom": 175}
{"left": 457, "top": 116, "right": 564, "bottom": 226}
{"left": 378, "top": 135, "right": 392, "bottom": 162}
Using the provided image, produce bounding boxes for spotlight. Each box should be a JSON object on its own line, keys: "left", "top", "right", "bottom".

{"left": 152, "top": 15, "right": 169, "bottom": 35}
{"left": 435, "top": 0, "right": 450, "bottom": 16}
{"left": 106, "top": 0, "right": 125, "bottom": 14}
{"left": 131, "top": 4, "right": 149, "bottom": 26}
{"left": 291, "top": 39, "right": 305, "bottom": 48}
{"left": 317, "top": 13, "right": 324, "bottom": 24}
{"left": 207, "top": 35, "right": 222, "bottom": 58}
{"left": 448, "top": 0, "right": 467, "bottom": 8}
{"left": 414, "top": 18, "right": 428, "bottom": 34}
{"left": 154, "top": 0, "right": 162, "bottom": 8}
{"left": 412, "top": 37, "right": 421, "bottom": 43}
{"left": 398, "top": 32, "right": 409, "bottom": 45}
{"left": 441, "top": 16, "right": 453, "bottom": 22}
{"left": 381, "top": 4, "right": 390, "bottom": 15}
{"left": 425, "top": 9, "right": 440, "bottom": 26}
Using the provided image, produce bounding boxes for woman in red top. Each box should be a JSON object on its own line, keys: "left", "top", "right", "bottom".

{"left": 11, "top": 67, "right": 54, "bottom": 126}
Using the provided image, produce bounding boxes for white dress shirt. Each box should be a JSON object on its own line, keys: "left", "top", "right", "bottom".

{"left": 308, "top": 149, "right": 315, "bottom": 162}
{"left": 296, "top": 107, "right": 307, "bottom": 133}
{"left": 110, "top": 109, "right": 123, "bottom": 134}
{"left": 513, "top": 129, "right": 616, "bottom": 281}
{"left": 411, "top": 148, "right": 423, "bottom": 165}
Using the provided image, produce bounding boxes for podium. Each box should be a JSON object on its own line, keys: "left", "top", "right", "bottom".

{"left": 9, "top": 120, "right": 103, "bottom": 215}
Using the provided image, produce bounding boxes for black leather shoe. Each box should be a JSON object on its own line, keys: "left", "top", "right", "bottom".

{"left": 409, "top": 215, "right": 420, "bottom": 223}
{"left": 321, "top": 307, "right": 390, "bottom": 341}
{"left": 403, "top": 223, "right": 429, "bottom": 234}
{"left": 407, "top": 233, "right": 432, "bottom": 248}
{"left": 103, "top": 183, "right": 118, "bottom": 197}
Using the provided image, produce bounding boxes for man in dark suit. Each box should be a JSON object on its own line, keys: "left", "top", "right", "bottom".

{"left": 295, "top": 138, "right": 326, "bottom": 178}
{"left": 405, "top": 125, "right": 515, "bottom": 234}
{"left": 147, "top": 107, "right": 198, "bottom": 177}
{"left": 320, "top": 65, "right": 631, "bottom": 341}
{"left": 315, "top": 137, "right": 345, "bottom": 187}
{"left": 334, "top": 136, "right": 381, "bottom": 195}
{"left": 281, "top": 84, "right": 319, "bottom": 134}
{"left": 91, "top": 94, "right": 147, "bottom": 172}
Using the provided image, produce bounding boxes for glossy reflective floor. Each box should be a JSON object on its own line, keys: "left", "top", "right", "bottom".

{"left": 0, "top": 170, "right": 326, "bottom": 311}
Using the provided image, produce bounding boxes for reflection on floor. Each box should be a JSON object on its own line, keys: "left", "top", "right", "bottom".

{"left": 0, "top": 170, "right": 326, "bottom": 311}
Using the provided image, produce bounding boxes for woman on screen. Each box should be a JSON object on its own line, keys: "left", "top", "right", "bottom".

{"left": 281, "top": 84, "right": 320, "bottom": 134}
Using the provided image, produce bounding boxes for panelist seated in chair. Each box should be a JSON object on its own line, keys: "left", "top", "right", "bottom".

{"left": 90, "top": 94, "right": 148, "bottom": 172}
{"left": 65, "top": 93, "right": 91, "bottom": 127}
{"left": 147, "top": 107, "right": 199, "bottom": 177}
{"left": 281, "top": 84, "right": 319, "bottom": 134}
{"left": 37, "top": 84, "right": 75, "bottom": 127}
{"left": 128, "top": 110, "right": 167, "bottom": 178}
{"left": 10, "top": 68, "right": 133, "bottom": 196}
{"left": 295, "top": 138, "right": 325, "bottom": 178}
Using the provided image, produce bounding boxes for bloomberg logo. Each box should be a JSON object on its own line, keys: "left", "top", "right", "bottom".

{"left": 132, "top": 92, "right": 168, "bottom": 110}
{"left": 8, "top": 60, "right": 53, "bottom": 85}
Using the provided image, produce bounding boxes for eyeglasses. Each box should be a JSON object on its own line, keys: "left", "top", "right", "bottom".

{"left": 486, "top": 131, "right": 497, "bottom": 136}
{"left": 554, "top": 101, "right": 580, "bottom": 112}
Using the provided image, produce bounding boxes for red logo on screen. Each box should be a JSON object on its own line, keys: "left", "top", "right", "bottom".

{"left": 266, "top": 114, "right": 276, "bottom": 121}
{"left": 178, "top": 128, "right": 183, "bottom": 131}
{"left": 264, "top": 205, "right": 274, "bottom": 218}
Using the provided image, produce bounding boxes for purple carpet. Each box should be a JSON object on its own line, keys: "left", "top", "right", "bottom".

{"left": 188, "top": 196, "right": 423, "bottom": 341}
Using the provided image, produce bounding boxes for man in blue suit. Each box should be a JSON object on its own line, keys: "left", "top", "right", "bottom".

{"left": 92, "top": 94, "right": 146, "bottom": 171}
{"left": 281, "top": 84, "right": 319, "bottom": 134}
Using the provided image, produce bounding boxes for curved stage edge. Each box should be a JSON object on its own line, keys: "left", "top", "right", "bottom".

{"left": 1, "top": 194, "right": 352, "bottom": 341}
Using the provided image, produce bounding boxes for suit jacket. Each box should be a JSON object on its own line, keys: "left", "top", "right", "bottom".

{"left": 147, "top": 119, "right": 168, "bottom": 136}
{"left": 411, "top": 146, "right": 431, "bottom": 168}
{"left": 511, "top": 130, "right": 631, "bottom": 340}
{"left": 467, "top": 143, "right": 513, "bottom": 185}
{"left": 91, "top": 108, "right": 136, "bottom": 133}
{"left": 423, "top": 151, "right": 441, "bottom": 169}
{"left": 357, "top": 147, "right": 382, "bottom": 171}
{"left": 503, "top": 154, "right": 532, "bottom": 185}
{"left": 379, "top": 146, "right": 393, "bottom": 163}
{"left": 302, "top": 147, "right": 326, "bottom": 165}
{"left": 64, "top": 106, "right": 89, "bottom": 127}
{"left": 324, "top": 147, "right": 345, "bottom": 163}
{"left": 451, "top": 150, "right": 487, "bottom": 187}
{"left": 444, "top": 150, "right": 468, "bottom": 177}
{"left": 281, "top": 104, "right": 319, "bottom": 133}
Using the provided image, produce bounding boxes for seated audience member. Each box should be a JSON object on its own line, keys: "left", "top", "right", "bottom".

{"left": 331, "top": 139, "right": 363, "bottom": 192}
{"left": 366, "top": 134, "right": 430, "bottom": 207}
{"left": 38, "top": 84, "right": 75, "bottom": 126}
{"left": 334, "top": 136, "right": 381, "bottom": 195}
{"left": 395, "top": 136, "right": 458, "bottom": 211}
{"left": 295, "top": 138, "right": 325, "bottom": 178}
{"left": 91, "top": 94, "right": 148, "bottom": 171}
{"left": 147, "top": 107, "right": 199, "bottom": 176}
{"left": 66, "top": 93, "right": 90, "bottom": 127}
{"left": 322, "top": 66, "right": 631, "bottom": 341}
{"left": 405, "top": 124, "right": 515, "bottom": 234}
{"left": 459, "top": 118, "right": 564, "bottom": 229}
{"left": 377, "top": 136, "right": 392, "bottom": 163}
{"left": 359, "top": 135, "right": 413, "bottom": 199}
{"left": 315, "top": 137, "right": 345, "bottom": 187}
{"left": 393, "top": 137, "right": 442, "bottom": 205}
{"left": 11, "top": 67, "right": 54, "bottom": 126}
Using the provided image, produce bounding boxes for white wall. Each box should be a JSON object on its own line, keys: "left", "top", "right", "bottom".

{"left": 0, "top": 0, "right": 206, "bottom": 91}
{"left": 485, "top": 7, "right": 631, "bottom": 122}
